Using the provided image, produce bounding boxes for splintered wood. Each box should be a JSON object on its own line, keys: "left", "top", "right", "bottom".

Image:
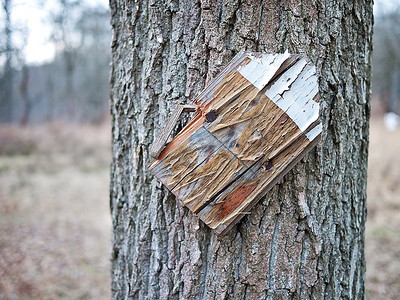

{"left": 149, "top": 51, "right": 321, "bottom": 235}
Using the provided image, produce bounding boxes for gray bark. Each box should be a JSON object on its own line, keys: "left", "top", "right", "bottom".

{"left": 109, "top": 1, "right": 373, "bottom": 299}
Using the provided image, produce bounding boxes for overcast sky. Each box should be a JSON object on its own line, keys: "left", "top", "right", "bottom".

{"left": 9, "top": 0, "right": 400, "bottom": 65}
{"left": 12, "top": 0, "right": 108, "bottom": 64}
{"left": 375, "top": 0, "right": 400, "bottom": 14}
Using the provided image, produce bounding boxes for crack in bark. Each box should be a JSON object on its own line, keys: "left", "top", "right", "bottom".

{"left": 266, "top": 212, "right": 281, "bottom": 297}
{"left": 199, "top": 232, "right": 210, "bottom": 299}
{"left": 255, "top": 0, "right": 264, "bottom": 51}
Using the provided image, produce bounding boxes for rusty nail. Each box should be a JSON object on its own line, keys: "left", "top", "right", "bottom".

{"left": 264, "top": 160, "right": 273, "bottom": 171}
{"left": 205, "top": 111, "right": 217, "bottom": 122}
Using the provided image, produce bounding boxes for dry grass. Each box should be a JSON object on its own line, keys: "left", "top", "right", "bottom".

{"left": 0, "top": 117, "right": 398, "bottom": 299}
{"left": 0, "top": 122, "right": 111, "bottom": 299}
{"left": 366, "top": 117, "right": 400, "bottom": 299}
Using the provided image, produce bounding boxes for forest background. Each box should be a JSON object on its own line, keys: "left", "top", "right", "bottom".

{"left": 0, "top": 0, "right": 399, "bottom": 298}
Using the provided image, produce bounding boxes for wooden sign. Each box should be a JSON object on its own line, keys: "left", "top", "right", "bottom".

{"left": 149, "top": 51, "right": 321, "bottom": 235}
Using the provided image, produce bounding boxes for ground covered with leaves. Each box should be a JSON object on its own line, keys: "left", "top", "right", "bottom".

{"left": 0, "top": 118, "right": 398, "bottom": 299}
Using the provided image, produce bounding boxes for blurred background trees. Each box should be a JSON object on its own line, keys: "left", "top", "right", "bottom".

{"left": 373, "top": 6, "right": 400, "bottom": 114}
{"left": 0, "top": 0, "right": 400, "bottom": 299}
{"left": 0, "top": 0, "right": 110, "bottom": 125}
{"left": 0, "top": 0, "right": 399, "bottom": 125}
{"left": 0, "top": 0, "right": 14, "bottom": 124}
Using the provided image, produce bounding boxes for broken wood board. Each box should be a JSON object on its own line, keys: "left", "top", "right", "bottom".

{"left": 149, "top": 51, "right": 321, "bottom": 235}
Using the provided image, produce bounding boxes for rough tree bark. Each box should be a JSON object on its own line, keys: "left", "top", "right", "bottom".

{"left": 109, "top": 1, "right": 373, "bottom": 299}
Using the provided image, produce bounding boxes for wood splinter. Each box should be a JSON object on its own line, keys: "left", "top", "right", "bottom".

{"left": 150, "top": 104, "right": 197, "bottom": 159}
{"left": 149, "top": 51, "right": 321, "bottom": 235}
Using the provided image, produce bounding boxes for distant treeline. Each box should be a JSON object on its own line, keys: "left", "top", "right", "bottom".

{"left": 2, "top": 2, "right": 399, "bottom": 124}
{"left": 373, "top": 8, "right": 400, "bottom": 114}
{"left": 0, "top": 1, "right": 110, "bottom": 125}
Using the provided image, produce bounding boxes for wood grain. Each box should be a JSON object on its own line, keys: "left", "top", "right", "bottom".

{"left": 198, "top": 124, "right": 321, "bottom": 235}
{"left": 172, "top": 147, "right": 246, "bottom": 213}
{"left": 149, "top": 126, "right": 223, "bottom": 191}
{"left": 149, "top": 52, "right": 321, "bottom": 235}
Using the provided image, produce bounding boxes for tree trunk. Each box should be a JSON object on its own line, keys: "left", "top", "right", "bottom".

{"left": 109, "top": 1, "right": 373, "bottom": 299}
{"left": 0, "top": 0, "right": 13, "bottom": 123}
{"left": 389, "top": 67, "right": 399, "bottom": 113}
{"left": 19, "top": 65, "right": 31, "bottom": 126}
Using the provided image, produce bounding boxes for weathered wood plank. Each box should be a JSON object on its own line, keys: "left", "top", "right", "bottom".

{"left": 194, "top": 52, "right": 249, "bottom": 107}
{"left": 202, "top": 57, "right": 319, "bottom": 166}
{"left": 266, "top": 62, "right": 319, "bottom": 133}
{"left": 172, "top": 147, "right": 247, "bottom": 213}
{"left": 149, "top": 126, "right": 224, "bottom": 191}
{"left": 197, "top": 125, "right": 321, "bottom": 235}
{"left": 149, "top": 52, "right": 321, "bottom": 235}
{"left": 237, "top": 51, "right": 291, "bottom": 90}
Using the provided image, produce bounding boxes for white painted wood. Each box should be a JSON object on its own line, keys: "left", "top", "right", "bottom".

{"left": 265, "top": 58, "right": 308, "bottom": 97}
{"left": 238, "top": 53, "right": 320, "bottom": 140}
{"left": 305, "top": 123, "right": 322, "bottom": 141}
{"left": 238, "top": 51, "right": 291, "bottom": 90}
{"left": 270, "top": 64, "right": 319, "bottom": 133}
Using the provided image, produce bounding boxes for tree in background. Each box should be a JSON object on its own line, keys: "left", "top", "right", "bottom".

{"left": 110, "top": 0, "right": 372, "bottom": 299}
{"left": 0, "top": 0, "right": 13, "bottom": 123}
{"left": 74, "top": 6, "right": 111, "bottom": 123}
{"left": 19, "top": 65, "right": 30, "bottom": 126}
{"left": 0, "top": 0, "right": 29, "bottom": 124}
{"left": 373, "top": 8, "right": 400, "bottom": 113}
{"left": 0, "top": 0, "right": 111, "bottom": 124}
{"left": 46, "top": 0, "right": 111, "bottom": 122}
{"left": 43, "top": 1, "right": 111, "bottom": 123}
{"left": 50, "top": 0, "right": 83, "bottom": 120}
